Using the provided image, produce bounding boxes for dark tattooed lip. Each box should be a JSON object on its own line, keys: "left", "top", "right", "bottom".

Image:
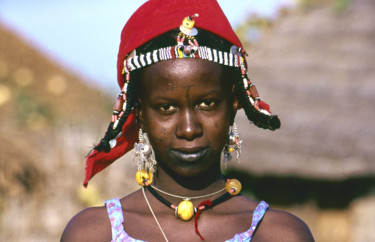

{"left": 170, "top": 148, "right": 209, "bottom": 162}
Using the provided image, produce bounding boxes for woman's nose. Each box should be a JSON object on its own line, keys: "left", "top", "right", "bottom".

{"left": 176, "top": 109, "right": 203, "bottom": 141}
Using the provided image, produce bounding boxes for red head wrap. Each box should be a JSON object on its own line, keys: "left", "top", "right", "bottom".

{"left": 116, "top": 0, "right": 243, "bottom": 89}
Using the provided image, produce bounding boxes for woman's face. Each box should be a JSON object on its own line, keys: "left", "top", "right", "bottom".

{"left": 139, "top": 59, "right": 238, "bottom": 178}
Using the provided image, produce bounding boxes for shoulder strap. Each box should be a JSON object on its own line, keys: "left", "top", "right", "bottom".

{"left": 250, "top": 201, "right": 269, "bottom": 235}
{"left": 105, "top": 197, "right": 125, "bottom": 240}
{"left": 225, "top": 201, "right": 270, "bottom": 242}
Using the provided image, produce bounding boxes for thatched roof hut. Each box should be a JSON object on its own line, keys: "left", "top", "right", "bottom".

{"left": 234, "top": 0, "right": 375, "bottom": 180}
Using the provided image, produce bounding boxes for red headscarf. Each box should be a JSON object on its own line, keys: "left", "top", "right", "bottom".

{"left": 116, "top": 0, "right": 243, "bottom": 88}
{"left": 84, "top": 0, "right": 245, "bottom": 187}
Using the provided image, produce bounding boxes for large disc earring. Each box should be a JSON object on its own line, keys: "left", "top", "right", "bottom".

{"left": 134, "top": 129, "right": 157, "bottom": 186}
{"left": 223, "top": 123, "right": 242, "bottom": 167}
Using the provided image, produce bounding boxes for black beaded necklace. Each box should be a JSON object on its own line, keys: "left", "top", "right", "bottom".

{"left": 140, "top": 177, "right": 242, "bottom": 240}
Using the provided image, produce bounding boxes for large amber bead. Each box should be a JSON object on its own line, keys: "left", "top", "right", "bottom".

{"left": 113, "top": 96, "right": 124, "bottom": 112}
{"left": 135, "top": 169, "right": 153, "bottom": 186}
{"left": 177, "top": 200, "right": 194, "bottom": 221}
{"left": 225, "top": 179, "right": 242, "bottom": 195}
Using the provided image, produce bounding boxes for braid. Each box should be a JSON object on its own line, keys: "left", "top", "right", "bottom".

{"left": 94, "top": 71, "right": 139, "bottom": 152}
{"left": 233, "top": 70, "right": 280, "bottom": 130}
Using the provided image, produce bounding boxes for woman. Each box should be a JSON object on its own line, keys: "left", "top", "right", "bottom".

{"left": 61, "top": 0, "right": 314, "bottom": 241}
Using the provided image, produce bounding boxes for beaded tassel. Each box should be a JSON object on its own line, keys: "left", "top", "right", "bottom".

{"left": 239, "top": 56, "right": 262, "bottom": 111}
{"left": 223, "top": 123, "right": 242, "bottom": 165}
{"left": 112, "top": 72, "right": 129, "bottom": 130}
{"left": 134, "top": 129, "right": 157, "bottom": 186}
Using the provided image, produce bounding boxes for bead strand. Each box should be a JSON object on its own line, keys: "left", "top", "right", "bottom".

{"left": 138, "top": 177, "right": 242, "bottom": 222}
{"left": 112, "top": 73, "right": 129, "bottom": 130}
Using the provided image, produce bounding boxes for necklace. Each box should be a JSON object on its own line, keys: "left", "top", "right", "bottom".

{"left": 150, "top": 185, "right": 225, "bottom": 200}
{"left": 140, "top": 177, "right": 242, "bottom": 240}
{"left": 142, "top": 187, "right": 169, "bottom": 242}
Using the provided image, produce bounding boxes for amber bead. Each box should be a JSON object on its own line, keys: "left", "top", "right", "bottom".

{"left": 225, "top": 179, "right": 242, "bottom": 195}
{"left": 135, "top": 169, "right": 153, "bottom": 186}
{"left": 113, "top": 96, "right": 124, "bottom": 112}
{"left": 249, "top": 85, "right": 259, "bottom": 99}
{"left": 177, "top": 200, "right": 194, "bottom": 221}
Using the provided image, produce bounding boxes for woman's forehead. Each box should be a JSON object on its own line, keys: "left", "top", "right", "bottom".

{"left": 140, "top": 59, "right": 226, "bottom": 87}
{"left": 144, "top": 59, "right": 222, "bottom": 76}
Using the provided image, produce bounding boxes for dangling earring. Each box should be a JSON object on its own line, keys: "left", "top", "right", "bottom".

{"left": 223, "top": 123, "right": 242, "bottom": 167}
{"left": 134, "top": 129, "right": 157, "bottom": 185}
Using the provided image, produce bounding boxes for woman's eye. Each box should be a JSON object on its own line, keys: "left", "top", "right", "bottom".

{"left": 198, "top": 100, "right": 215, "bottom": 110}
{"left": 159, "top": 104, "right": 176, "bottom": 112}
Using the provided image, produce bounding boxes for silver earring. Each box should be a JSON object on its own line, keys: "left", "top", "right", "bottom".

{"left": 223, "top": 123, "right": 242, "bottom": 167}
{"left": 134, "top": 129, "right": 157, "bottom": 173}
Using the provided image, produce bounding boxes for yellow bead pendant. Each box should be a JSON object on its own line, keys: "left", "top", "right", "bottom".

{"left": 176, "top": 200, "right": 194, "bottom": 221}
{"left": 135, "top": 169, "right": 153, "bottom": 186}
{"left": 225, "top": 179, "right": 242, "bottom": 195}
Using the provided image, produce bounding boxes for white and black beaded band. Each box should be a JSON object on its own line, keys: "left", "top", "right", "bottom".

{"left": 123, "top": 45, "right": 243, "bottom": 74}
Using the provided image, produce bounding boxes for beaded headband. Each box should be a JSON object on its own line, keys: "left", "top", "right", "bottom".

{"left": 125, "top": 46, "right": 241, "bottom": 72}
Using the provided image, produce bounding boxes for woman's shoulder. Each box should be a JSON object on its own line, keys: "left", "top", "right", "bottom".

{"left": 60, "top": 191, "right": 143, "bottom": 242}
{"left": 255, "top": 206, "right": 315, "bottom": 242}
{"left": 230, "top": 195, "right": 314, "bottom": 241}
{"left": 60, "top": 204, "right": 111, "bottom": 242}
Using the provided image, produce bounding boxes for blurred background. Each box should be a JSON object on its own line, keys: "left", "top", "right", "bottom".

{"left": 0, "top": 0, "right": 374, "bottom": 241}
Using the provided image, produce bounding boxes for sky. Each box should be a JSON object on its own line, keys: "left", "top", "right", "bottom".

{"left": 0, "top": 0, "right": 295, "bottom": 93}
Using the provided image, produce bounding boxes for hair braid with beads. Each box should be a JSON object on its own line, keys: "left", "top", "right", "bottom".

{"left": 94, "top": 71, "right": 138, "bottom": 153}
{"left": 230, "top": 66, "right": 280, "bottom": 130}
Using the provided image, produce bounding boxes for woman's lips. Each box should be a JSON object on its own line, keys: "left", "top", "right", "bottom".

{"left": 170, "top": 148, "right": 209, "bottom": 162}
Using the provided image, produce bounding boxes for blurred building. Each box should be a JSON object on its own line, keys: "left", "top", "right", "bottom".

{"left": 231, "top": 0, "right": 375, "bottom": 241}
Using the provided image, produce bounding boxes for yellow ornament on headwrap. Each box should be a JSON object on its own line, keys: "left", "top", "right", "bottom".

{"left": 179, "top": 14, "right": 199, "bottom": 36}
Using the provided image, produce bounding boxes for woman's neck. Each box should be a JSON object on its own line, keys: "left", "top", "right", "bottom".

{"left": 151, "top": 166, "right": 226, "bottom": 199}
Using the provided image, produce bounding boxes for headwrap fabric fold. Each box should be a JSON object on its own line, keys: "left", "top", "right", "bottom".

{"left": 84, "top": 112, "right": 137, "bottom": 187}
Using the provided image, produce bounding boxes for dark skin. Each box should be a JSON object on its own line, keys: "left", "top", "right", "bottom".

{"left": 61, "top": 59, "right": 314, "bottom": 241}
